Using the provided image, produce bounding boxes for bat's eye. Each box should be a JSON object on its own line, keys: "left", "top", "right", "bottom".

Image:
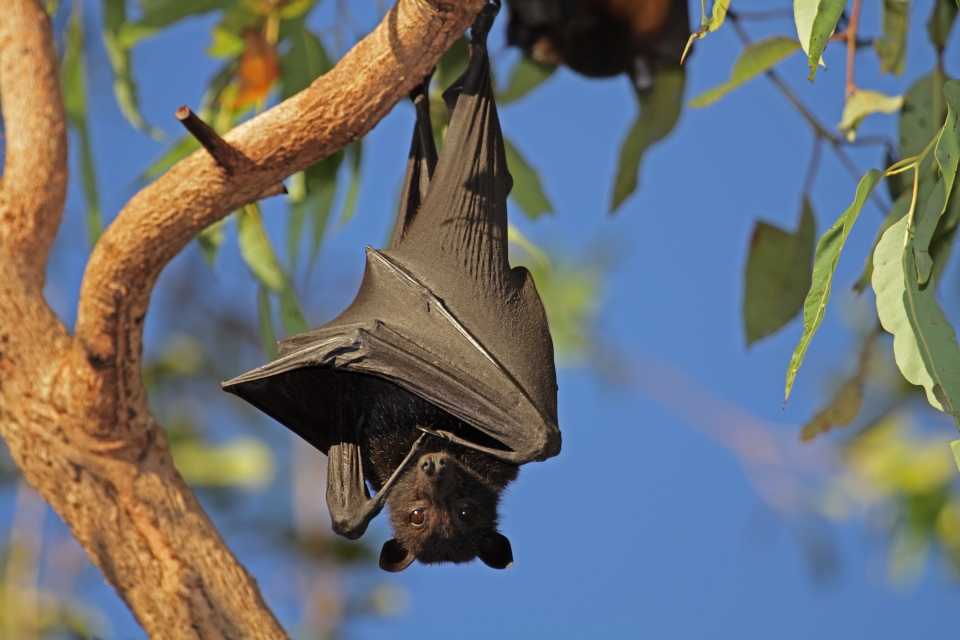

{"left": 409, "top": 508, "right": 426, "bottom": 527}
{"left": 458, "top": 506, "right": 474, "bottom": 522}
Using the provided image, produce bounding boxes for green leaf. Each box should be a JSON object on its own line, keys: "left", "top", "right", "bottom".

{"left": 171, "top": 436, "right": 275, "bottom": 489}
{"left": 238, "top": 205, "right": 286, "bottom": 292}
{"left": 913, "top": 81, "right": 960, "bottom": 285}
{"left": 498, "top": 56, "right": 555, "bottom": 104}
{"left": 611, "top": 66, "right": 685, "bottom": 211}
{"left": 290, "top": 151, "right": 342, "bottom": 267}
{"left": 196, "top": 217, "right": 226, "bottom": 267}
{"left": 838, "top": 90, "right": 904, "bottom": 142}
{"left": 682, "top": 0, "right": 732, "bottom": 63}
{"left": 62, "top": 10, "right": 102, "bottom": 247}
{"left": 785, "top": 169, "right": 882, "bottom": 402}
{"left": 127, "top": 0, "right": 235, "bottom": 42}
{"left": 854, "top": 189, "right": 912, "bottom": 293}
{"left": 503, "top": 137, "right": 553, "bottom": 219}
{"left": 338, "top": 141, "right": 363, "bottom": 227}
{"left": 800, "top": 370, "right": 864, "bottom": 440}
{"left": 688, "top": 37, "right": 800, "bottom": 108}
{"left": 951, "top": 440, "right": 960, "bottom": 472}
{"left": 280, "top": 26, "right": 331, "bottom": 101}
{"left": 743, "top": 200, "right": 816, "bottom": 345}
{"left": 793, "top": 0, "right": 845, "bottom": 81}
{"left": 874, "top": 216, "right": 960, "bottom": 423}
{"left": 103, "top": 0, "right": 162, "bottom": 138}
{"left": 279, "top": 287, "right": 309, "bottom": 335}
{"left": 435, "top": 37, "right": 469, "bottom": 90}
{"left": 900, "top": 71, "right": 949, "bottom": 159}
{"left": 874, "top": 0, "right": 909, "bottom": 76}
{"left": 256, "top": 286, "right": 278, "bottom": 359}
{"left": 927, "top": 0, "right": 958, "bottom": 52}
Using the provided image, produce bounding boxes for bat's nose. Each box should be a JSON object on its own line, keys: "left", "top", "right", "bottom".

{"left": 420, "top": 453, "right": 449, "bottom": 478}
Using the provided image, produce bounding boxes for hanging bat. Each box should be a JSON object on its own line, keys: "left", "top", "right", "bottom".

{"left": 504, "top": 0, "right": 690, "bottom": 91}
{"left": 222, "top": 0, "right": 560, "bottom": 572}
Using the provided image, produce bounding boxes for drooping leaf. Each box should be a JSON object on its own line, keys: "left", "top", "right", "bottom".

{"left": 927, "top": 0, "right": 958, "bottom": 52}
{"left": 62, "top": 10, "right": 102, "bottom": 247}
{"left": 854, "top": 189, "right": 912, "bottom": 293}
{"left": 839, "top": 90, "right": 904, "bottom": 142}
{"left": 682, "top": 0, "right": 732, "bottom": 63}
{"left": 689, "top": 37, "right": 800, "bottom": 108}
{"left": 435, "top": 37, "right": 469, "bottom": 90}
{"left": 801, "top": 370, "right": 864, "bottom": 440}
{"left": 743, "top": 200, "right": 816, "bottom": 345}
{"left": 913, "top": 81, "right": 960, "bottom": 285}
{"left": 197, "top": 217, "right": 226, "bottom": 268}
{"left": 238, "top": 205, "right": 286, "bottom": 292}
{"left": 498, "top": 56, "right": 556, "bottom": 104}
{"left": 103, "top": 0, "right": 162, "bottom": 138}
{"left": 611, "top": 66, "right": 685, "bottom": 211}
{"left": 279, "top": 286, "right": 309, "bottom": 335}
{"left": 900, "top": 71, "right": 948, "bottom": 159}
{"left": 875, "top": 0, "right": 909, "bottom": 76}
{"left": 785, "top": 169, "right": 882, "bottom": 402}
{"left": 256, "top": 286, "right": 278, "bottom": 359}
{"left": 125, "top": 0, "right": 235, "bottom": 43}
{"left": 793, "top": 0, "right": 845, "bottom": 81}
{"left": 338, "top": 141, "right": 363, "bottom": 227}
{"left": 290, "top": 151, "right": 342, "bottom": 268}
{"left": 503, "top": 137, "right": 553, "bottom": 219}
{"left": 873, "top": 216, "right": 960, "bottom": 424}
{"left": 280, "top": 26, "right": 331, "bottom": 101}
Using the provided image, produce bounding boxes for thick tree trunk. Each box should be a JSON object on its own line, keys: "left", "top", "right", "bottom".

{"left": 0, "top": 0, "right": 486, "bottom": 637}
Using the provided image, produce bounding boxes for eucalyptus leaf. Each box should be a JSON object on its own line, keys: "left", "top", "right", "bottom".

{"left": 171, "top": 436, "right": 275, "bottom": 489}
{"left": 785, "top": 169, "right": 882, "bottom": 402}
{"left": 900, "top": 71, "right": 948, "bottom": 159}
{"left": 338, "top": 141, "right": 363, "bottom": 227}
{"left": 197, "top": 217, "right": 226, "bottom": 268}
{"left": 256, "top": 286, "right": 278, "bottom": 359}
{"left": 682, "top": 0, "right": 732, "bottom": 63}
{"left": 875, "top": 0, "right": 909, "bottom": 76}
{"left": 927, "top": 0, "right": 958, "bottom": 52}
{"left": 854, "top": 189, "right": 912, "bottom": 293}
{"left": 793, "top": 0, "right": 845, "bottom": 81}
{"left": 279, "top": 287, "right": 309, "bottom": 335}
{"left": 103, "top": 0, "right": 162, "bottom": 138}
{"left": 873, "top": 217, "right": 960, "bottom": 423}
{"left": 611, "top": 66, "right": 685, "bottom": 212}
{"left": 689, "top": 37, "right": 800, "bottom": 108}
{"left": 127, "top": 0, "right": 235, "bottom": 41}
{"left": 743, "top": 200, "right": 815, "bottom": 345}
{"left": 435, "top": 37, "right": 469, "bottom": 90}
{"left": 280, "top": 26, "right": 331, "bottom": 100}
{"left": 800, "top": 370, "right": 864, "bottom": 440}
{"left": 498, "top": 56, "right": 555, "bottom": 104}
{"left": 951, "top": 440, "right": 960, "bottom": 472}
{"left": 504, "top": 137, "right": 553, "bottom": 219}
{"left": 839, "top": 90, "right": 903, "bottom": 142}
{"left": 913, "top": 81, "right": 960, "bottom": 285}
{"left": 238, "top": 205, "right": 287, "bottom": 292}
{"left": 62, "top": 10, "right": 102, "bottom": 247}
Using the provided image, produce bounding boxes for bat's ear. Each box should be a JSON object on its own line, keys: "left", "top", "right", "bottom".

{"left": 477, "top": 532, "right": 513, "bottom": 570}
{"left": 379, "top": 539, "right": 415, "bottom": 572}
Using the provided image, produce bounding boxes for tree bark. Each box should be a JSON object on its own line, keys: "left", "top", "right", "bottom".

{"left": 0, "top": 0, "right": 486, "bottom": 637}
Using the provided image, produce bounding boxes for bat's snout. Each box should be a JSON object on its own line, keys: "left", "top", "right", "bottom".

{"left": 419, "top": 453, "right": 450, "bottom": 479}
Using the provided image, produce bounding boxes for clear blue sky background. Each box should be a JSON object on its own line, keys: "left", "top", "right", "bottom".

{"left": 18, "top": 0, "right": 960, "bottom": 638}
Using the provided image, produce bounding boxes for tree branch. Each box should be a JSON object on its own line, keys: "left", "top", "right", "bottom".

{"left": 0, "top": 0, "right": 487, "bottom": 637}
{"left": 0, "top": 0, "right": 67, "bottom": 288}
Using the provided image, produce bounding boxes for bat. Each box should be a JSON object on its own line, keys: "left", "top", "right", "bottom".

{"left": 504, "top": 0, "right": 690, "bottom": 91}
{"left": 222, "top": 0, "right": 561, "bottom": 572}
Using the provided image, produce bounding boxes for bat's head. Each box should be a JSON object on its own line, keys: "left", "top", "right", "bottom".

{"left": 379, "top": 450, "right": 516, "bottom": 572}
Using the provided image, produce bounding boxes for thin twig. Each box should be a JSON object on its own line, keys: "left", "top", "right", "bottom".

{"left": 176, "top": 106, "right": 243, "bottom": 174}
{"left": 802, "top": 137, "right": 823, "bottom": 199}
{"left": 845, "top": 0, "right": 863, "bottom": 99}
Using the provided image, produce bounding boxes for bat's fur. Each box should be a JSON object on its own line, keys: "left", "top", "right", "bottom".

{"left": 356, "top": 376, "right": 518, "bottom": 564}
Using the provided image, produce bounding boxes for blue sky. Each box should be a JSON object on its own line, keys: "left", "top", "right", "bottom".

{"left": 22, "top": 0, "right": 960, "bottom": 638}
